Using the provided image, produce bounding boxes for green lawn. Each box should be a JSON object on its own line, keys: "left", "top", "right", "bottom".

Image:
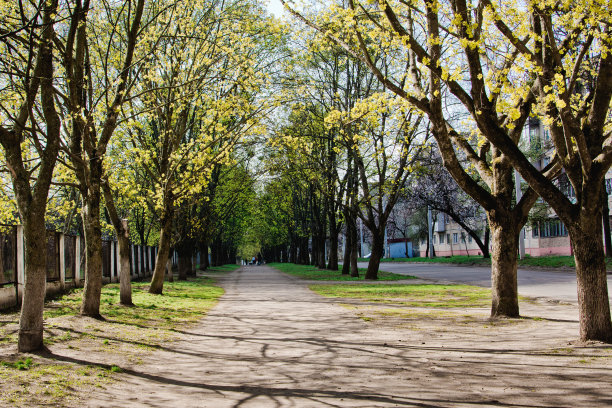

{"left": 0, "top": 267, "right": 230, "bottom": 407}
{"left": 200, "top": 264, "right": 241, "bottom": 273}
{"left": 43, "top": 275, "right": 225, "bottom": 328}
{"left": 268, "top": 262, "right": 415, "bottom": 281}
{"left": 360, "top": 255, "right": 490, "bottom": 265}
{"left": 309, "top": 283, "right": 491, "bottom": 308}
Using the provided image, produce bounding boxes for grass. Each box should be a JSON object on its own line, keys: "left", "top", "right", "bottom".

{"left": 0, "top": 361, "right": 114, "bottom": 407}
{"left": 268, "top": 262, "right": 415, "bottom": 281}
{"left": 361, "top": 255, "right": 491, "bottom": 265}
{"left": 360, "top": 254, "right": 612, "bottom": 269}
{"left": 0, "top": 265, "right": 231, "bottom": 407}
{"left": 201, "top": 264, "right": 241, "bottom": 273}
{"left": 309, "top": 283, "right": 491, "bottom": 308}
{"left": 43, "top": 276, "right": 224, "bottom": 329}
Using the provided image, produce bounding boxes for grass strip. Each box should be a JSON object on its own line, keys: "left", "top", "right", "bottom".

{"left": 360, "top": 254, "right": 612, "bottom": 269}
{"left": 268, "top": 262, "right": 414, "bottom": 281}
{"left": 309, "top": 283, "right": 491, "bottom": 308}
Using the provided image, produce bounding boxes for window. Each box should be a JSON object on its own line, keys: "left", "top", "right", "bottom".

{"left": 606, "top": 178, "right": 612, "bottom": 195}
{"left": 543, "top": 128, "right": 550, "bottom": 140}
{"left": 529, "top": 126, "right": 539, "bottom": 141}
{"left": 453, "top": 233, "right": 459, "bottom": 244}
{"left": 468, "top": 235, "right": 473, "bottom": 243}
{"left": 432, "top": 235, "right": 436, "bottom": 244}
{"left": 537, "top": 219, "right": 568, "bottom": 237}
{"left": 446, "top": 234, "right": 450, "bottom": 244}
{"left": 439, "top": 233, "right": 444, "bottom": 244}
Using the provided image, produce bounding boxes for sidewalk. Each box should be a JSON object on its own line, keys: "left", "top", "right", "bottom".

{"left": 84, "top": 265, "right": 612, "bottom": 407}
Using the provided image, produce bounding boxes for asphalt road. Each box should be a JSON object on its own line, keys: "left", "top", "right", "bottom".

{"left": 361, "top": 261, "right": 612, "bottom": 303}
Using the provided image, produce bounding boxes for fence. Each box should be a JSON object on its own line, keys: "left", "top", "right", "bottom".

{"left": 0, "top": 226, "right": 162, "bottom": 310}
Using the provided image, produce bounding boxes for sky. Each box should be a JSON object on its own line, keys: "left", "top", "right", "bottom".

{"left": 266, "top": 0, "right": 287, "bottom": 18}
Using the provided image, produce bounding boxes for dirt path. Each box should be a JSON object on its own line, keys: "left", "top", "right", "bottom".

{"left": 84, "top": 266, "right": 612, "bottom": 407}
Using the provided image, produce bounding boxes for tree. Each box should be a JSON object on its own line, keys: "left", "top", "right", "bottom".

{"left": 409, "top": 154, "right": 490, "bottom": 258}
{"left": 0, "top": 0, "right": 62, "bottom": 351}
{"left": 128, "top": 0, "right": 281, "bottom": 294}
{"left": 281, "top": 0, "right": 558, "bottom": 320}
{"left": 56, "top": 0, "right": 145, "bottom": 317}
{"left": 329, "top": 93, "right": 426, "bottom": 279}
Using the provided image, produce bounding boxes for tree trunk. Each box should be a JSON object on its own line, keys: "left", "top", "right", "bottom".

{"left": 149, "top": 213, "right": 172, "bottom": 294}
{"left": 318, "top": 235, "right": 326, "bottom": 269}
{"left": 328, "top": 231, "right": 338, "bottom": 270}
{"left": 350, "top": 216, "right": 359, "bottom": 277}
{"left": 102, "top": 182, "right": 132, "bottom": 306}
{"left": 601, "top": 181, "right": 612, "bottom": 257}
{"left": 177, "top": 245, "right": 191, "bottom": 280}
{"left": 569, "top": 219, "right": 612, "bottom": 342}
{"left": 482, "top": 227, "right": 490, "bottom": 258}
{"left": 365, "top": 231, "right": 384, "bottom": 280}
{"left": 311, "top": 235, "right": 318, "bottom": 266}
{"left": 342, "top": 229, "right": 351, "bottom": 275}
{"left": 118, "top": 220, "right": 132, "bottom": 306}
{"left": 80, "top": 193, "right": 103, "bottom": 318}
{"left": 488, "top": 215, "right": 519, "bottom": 318}
{"left": 349, "top": 233, "right": 359, "bottom": 278}
{"left": 299, "top": 237, "right": 310, "bottom": 264}
{"left": 201, "top": 242, "right": 209, "bottom": 270}
{"left": 166, "top": 256, "right": 173, "bottom": 282}
{"left": 18, "top": 219, "right": 48, "bottom": 352}
{"left": 328, "top": 214, "right": 339, "bottom": 270}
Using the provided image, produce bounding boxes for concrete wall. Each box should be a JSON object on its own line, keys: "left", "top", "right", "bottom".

{"left": 0, "top": 228, "right": 161, "bottom": 311}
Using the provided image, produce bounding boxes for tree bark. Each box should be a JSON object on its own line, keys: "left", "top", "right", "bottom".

{"left": 365, "top": 230, "right": 384, "bottom": 280}
{"left": 177, "top": 245, "right": 191, "bottom": 280}
{"left": 149, "top": 208, "right": 173, "bottom": 294}
{"left": 328, "top": 220, "right": 339, "bottom": 271}
{"left": 201, "top": 242, "right": 209, "bottom": 270}
{"left": 18, "top": 219, "right": 48, "bottom": 351}
{"left": 349, "top": 225, "right": 359, "bottom": 278}
{"left": 166, "top": 256, "right": 173, "bottom": 282}
{"left": 601, "top": 181, "right": 612, "bottom": 257}
{"left": 118, "top": 220, "right": 133, "bottom": 306}
{"left": 569, "top": 219, "right": 612, "bottom": 342}
{"left": 80, "top": 192, "right": 103, "bottom": 318}
{"left": 102, "top": 183, "right": 132, "bottom": 306}
{"left": 9, "top": 0, "right": 62, "bottom": 351}
{"left": 342, "top": 227, "right": 351, "bottom": 275}
{"left": 317, "top": 235, "right": 326, "bottom": 269}
{"left": 488, "top": 215, "right": 519, "bottom": 318}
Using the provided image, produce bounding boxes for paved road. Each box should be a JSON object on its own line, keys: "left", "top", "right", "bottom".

{"left": 364, "top": 262, "right": 612, "bottom": 303}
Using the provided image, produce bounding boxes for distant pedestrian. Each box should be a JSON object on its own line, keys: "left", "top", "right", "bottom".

{"left": 251, "top": 256, "right": 256, "bottom": 265}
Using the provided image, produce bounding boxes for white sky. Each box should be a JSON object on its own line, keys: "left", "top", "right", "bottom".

{"left": 266, "top": 0, "right": 287, "bottom": 18}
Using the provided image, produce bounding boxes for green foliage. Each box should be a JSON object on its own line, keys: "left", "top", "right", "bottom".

{"left": 269, "top": 262, "right": 413, "bottom": 281}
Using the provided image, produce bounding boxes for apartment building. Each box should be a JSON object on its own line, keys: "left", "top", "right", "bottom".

{"left": 418, "top": 118, "right": 612, "bottom": 258}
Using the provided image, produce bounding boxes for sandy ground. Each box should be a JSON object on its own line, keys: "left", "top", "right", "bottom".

{"left": 74, "top": 265, "right": 612, "bottom": 408}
